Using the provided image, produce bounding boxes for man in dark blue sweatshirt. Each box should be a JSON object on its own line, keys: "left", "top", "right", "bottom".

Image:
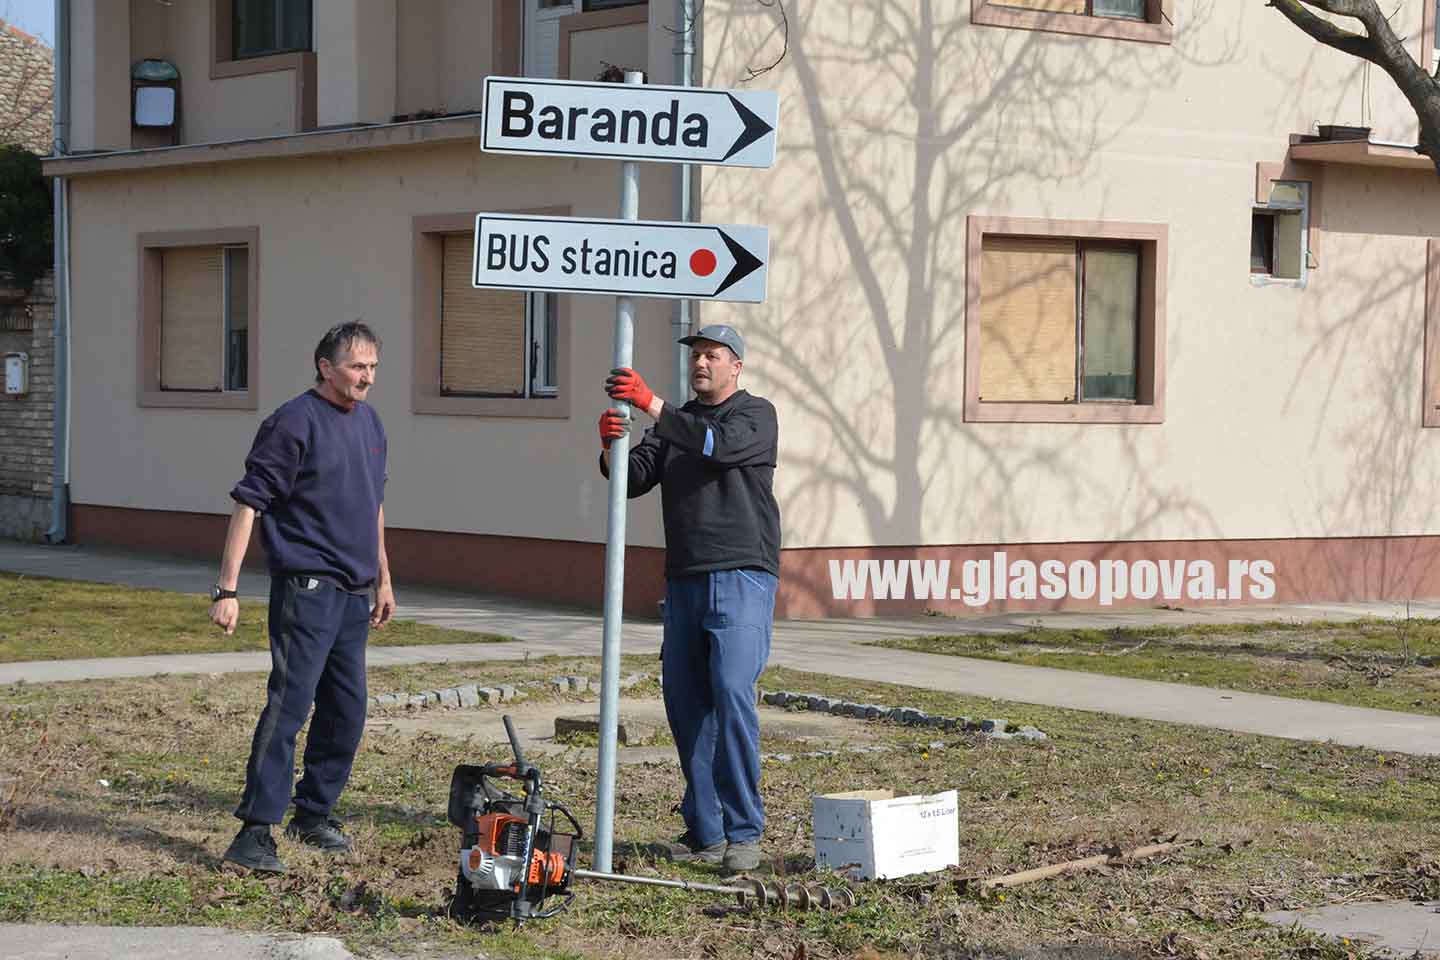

{"left": 598, "top": 324, "right": 780, "bottom": 874}
{"left": 211, "top": 321, "right": 393, "bottom": 874}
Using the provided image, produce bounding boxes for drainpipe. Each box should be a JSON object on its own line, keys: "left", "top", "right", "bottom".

{"left": 671, "top": 0, "right": 695, "bottom": 403}
{"left": 47, "top": 0, "right": 71, "bottom": 544}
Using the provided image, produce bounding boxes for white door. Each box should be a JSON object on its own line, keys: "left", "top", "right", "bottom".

{"left": 524, "top": 0, "right": 578, "bottom": 79}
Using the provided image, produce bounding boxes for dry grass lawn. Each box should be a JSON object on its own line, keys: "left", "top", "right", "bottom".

{"left": 0, "top": 572, "right": 511, "bottom": 662}
{"left": 877, "top": 617, "right": 1440, "bottom": 715}
{"left": 2, "top": 655, "right": 1435, "bottom": 959}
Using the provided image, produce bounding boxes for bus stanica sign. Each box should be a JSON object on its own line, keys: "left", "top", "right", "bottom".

{"left": 472, "top": 213, "right": 768, "bottom": 303}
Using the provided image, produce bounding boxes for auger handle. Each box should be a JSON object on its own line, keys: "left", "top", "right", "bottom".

{"left": 503, "top": 714, "right": 526, "bottom": 768}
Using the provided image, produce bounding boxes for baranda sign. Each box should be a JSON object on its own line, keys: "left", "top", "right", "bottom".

{"left": 481, "top": 77, "right": 778, "bottom": 168}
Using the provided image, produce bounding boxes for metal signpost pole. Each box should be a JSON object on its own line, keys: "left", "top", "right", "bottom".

{"left": 672, "top": 0, "right": 696, "bottom": 404}
{"left": 477, "top": 67, "right": 774, "bottom": 872}
{"left": 593, "top": 69, "right": 646, "bottom": 875}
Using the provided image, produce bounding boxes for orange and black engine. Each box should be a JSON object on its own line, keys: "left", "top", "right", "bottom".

{"left": 464, "top": 810, "right": 572, "bottom": 892}
{"left": 446, "top": 759, "right": 581, "bottom": 923}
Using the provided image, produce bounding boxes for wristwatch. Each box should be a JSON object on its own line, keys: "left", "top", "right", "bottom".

{"left": 210, "top": 585, "right": 238, "bottom": 602}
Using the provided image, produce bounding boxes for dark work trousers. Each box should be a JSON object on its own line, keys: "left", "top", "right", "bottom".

{"left": 234, "top": 576, "right": 371, "bottom": 824}
{"left": 661, "top": 568, "right": 778, "bottom": 847}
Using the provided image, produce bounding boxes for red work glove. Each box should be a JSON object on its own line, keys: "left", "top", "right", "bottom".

{"left": 606, "top": 367, "right": 655, "bottom": 412}
{"left": 598, "top": 408, "right": 628, "bottom": 449}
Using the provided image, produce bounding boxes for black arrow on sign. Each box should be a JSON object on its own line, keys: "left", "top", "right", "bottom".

{"left": 713, "top": 229, "right": 765, "bottom": 297}
{"left": 721, "top": 94, "right": 774, "bottom": 162}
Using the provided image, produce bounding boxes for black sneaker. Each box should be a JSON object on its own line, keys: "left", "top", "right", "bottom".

{"left": 664, "top": 831, "right": 726, "bottom": 864}
{"left": 284, "top": 813, "right": 353, "bottom": 854}
{"left": 222, "top": 825, "right": 286, "bottom": 873}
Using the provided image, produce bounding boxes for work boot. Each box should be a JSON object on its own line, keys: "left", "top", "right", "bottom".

{"left": 284, "top": 813, "right": 353, "bottom": 854}
{"left": 222, "top": 824, "right": 286, "bottom": 874}
{"left": 663, "top": 831, "right": 726, "bottom": 864}
{"left": 723, "top": 840, "right": 762, "bottom": 873}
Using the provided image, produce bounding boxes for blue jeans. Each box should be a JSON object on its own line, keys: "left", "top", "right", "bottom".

{"left": 234, "top": 575, "right": 370, "bottom": 824}
{"left": 662, "top": 568, "right": 777, "bottom": 846}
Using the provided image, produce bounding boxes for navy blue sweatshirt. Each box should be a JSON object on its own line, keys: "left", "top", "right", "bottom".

{"left": 601, "top": 390, "right": 780, "bottom": 578}
{"left": 231, "top": 389, "right": 387, "bottom": 592}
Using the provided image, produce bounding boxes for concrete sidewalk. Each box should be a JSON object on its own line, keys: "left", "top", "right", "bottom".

{"left": 0, "top": 926, "right": 355, "bottom": 960}
{"left": 6, "top": 540, "right": 1440, "bottom": 755}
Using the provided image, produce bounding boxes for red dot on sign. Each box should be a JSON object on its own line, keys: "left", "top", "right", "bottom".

{"left": 690, "top": 248, "right": 717, "bottom": 277}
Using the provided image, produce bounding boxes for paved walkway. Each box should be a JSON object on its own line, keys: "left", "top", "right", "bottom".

{"left": 6, "top": 541, "right": 1440, "bottom": 755}
{"left": 0, "top": 926, "right": 354, "bottom": 960}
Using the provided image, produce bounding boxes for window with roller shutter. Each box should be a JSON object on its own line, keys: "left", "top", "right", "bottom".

{"left": 965, "top": 217, "right": 1166, "bottom": 424}
{"left": 438, "top": 233, "right": 557, "bottom": 399}
{"left": 412, "top": 212, "right": 569, "bottom": 419}
{"left": 138, "top": 228, "right": 259, "bottom": 410}
{"left": 158, "top": 246, "right": 249, "bottom": 393}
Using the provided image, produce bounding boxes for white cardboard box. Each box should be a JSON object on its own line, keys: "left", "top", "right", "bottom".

{"left": 812, "top": 788, "right": 959, "bottom": 881}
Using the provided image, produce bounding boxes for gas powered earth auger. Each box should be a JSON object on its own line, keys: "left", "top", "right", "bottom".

{"left": 445, "top": 715, "right": 857, "bottom": 923}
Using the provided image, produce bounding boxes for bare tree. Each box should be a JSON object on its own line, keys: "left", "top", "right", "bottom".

{"left": 1269, "top": 0, "right": 1440, "bottom": 175}
{"left": 0, "top": 14, "right": 54, "bottom": 154}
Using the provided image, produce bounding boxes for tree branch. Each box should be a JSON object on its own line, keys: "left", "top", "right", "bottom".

{"left": 1271, "top": 0, "right": 1440, "bottom": 173}
{"left": 1267, "top": 0, "right": 1383, "bottom": 64}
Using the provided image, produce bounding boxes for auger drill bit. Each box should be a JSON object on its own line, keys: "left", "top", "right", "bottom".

{"left": 571, "top": 869, "right": 856, "bottom": 912}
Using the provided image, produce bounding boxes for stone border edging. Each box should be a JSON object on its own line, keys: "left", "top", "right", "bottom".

{"left": 759, "top": 689, "right": 1048, "bottom": 741}
{"left": 367, "top": 674, "right": 1047, "bottom": 742}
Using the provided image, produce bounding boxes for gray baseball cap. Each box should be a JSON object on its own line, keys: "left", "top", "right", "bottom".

{"left": 678, "top": 324, "right": 745, "bottom": 360}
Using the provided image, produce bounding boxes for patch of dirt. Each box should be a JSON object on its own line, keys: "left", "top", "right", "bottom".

{"left": 368, "top": 697, "right": 881, "bottom": 764}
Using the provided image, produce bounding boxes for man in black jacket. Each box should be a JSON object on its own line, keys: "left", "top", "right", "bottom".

{"left": 599, "top": 324, "right": 779, "bottom": 874}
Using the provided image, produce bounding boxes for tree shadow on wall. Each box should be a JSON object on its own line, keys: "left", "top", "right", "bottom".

{"left": 702, "top": 0, "right": 1239, "bottom": 613}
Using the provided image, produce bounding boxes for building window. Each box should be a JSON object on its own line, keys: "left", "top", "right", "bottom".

{"left": 996, "top": 0, "right": 1144, "bottom": 19}
{"left": 971, "top": 0, "right": 1173, "bottom": 44}
{"left": 1250, "top": 180, "right": 1309, "bottom": 285}
{"left": 965, "top": 217, "right": 1166, "bottom": 424}
{"left": 138, "top": 229, "right": 259, "bottom": 410}
{"left": 975, "top": 237, "right": 1139, "bottom": 403}
{"left": 233, "top": 0, "right": 313, "bottom": 60}
{"left": 1432, "top": 0, "right": 1439, "bottom": 70}
{"left": 439, "top": 233, "right": 557, "bottom": 399}
{"left": 413, "top": 213, "right": 570, "bottom": 418}
{"left": 159, "top": 245, "right": 250, "bottom": 391}
{"left": 526, "top": 0, "right": 649, "bottom": 80}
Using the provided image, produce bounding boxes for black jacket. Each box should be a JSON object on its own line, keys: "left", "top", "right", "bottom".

{"left": 601, "top": 390, "right": 780, "bottom": 578}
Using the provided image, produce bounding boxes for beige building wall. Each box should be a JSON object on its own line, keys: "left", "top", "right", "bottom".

{"left": 54, "top": 1, "right": 1440, "bottom": 613}
{"left": 439, "top": 0, "right": 494, "bottom": 112}
{"left": 645, "top": 2, "right": 686, "bottom": 87}
{"left": 396, "top": 0, "right": 497, "bottom": 117}
{"left": 122, "top": 0, "right": 303, "bottom": 144}
{"left": 693, "top": 0, "right": 1440, "bottom": 552}
{"left": 64, "top": 143, "right": 685, "bottom": 548}
{"left": 568, "top": 24, "right": 647, "bottom": 82}
{"left": 316, "top": 0, "right": 396, "bottom": 126}
{"left": 68, "top": 0, "right": 129, "bottom": 151}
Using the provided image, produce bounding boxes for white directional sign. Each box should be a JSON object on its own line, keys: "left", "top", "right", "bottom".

{"left": 481, "top": 76, "right": 778, "bottom": 168}
{"left": 472, "top": 214, "right": 768, "bottom": 303}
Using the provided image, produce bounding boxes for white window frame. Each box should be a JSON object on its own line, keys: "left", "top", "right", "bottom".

{"left": 233, "top": 0, "right": 314, "bottom": 60}
{"left": 523, "top": 0, "right": 578, "bottom": 78}
{"left": 221, "top": 245, "right": 249, "bottom": 392}
{"left": 1250, "top": 180, "right": 1310, "bottom": 288}
{"left": 1090, "top": 0, "right": 1147, "bottom": 21}
{"left": 527, "top": 292, "right": 559, "bottom": 397}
